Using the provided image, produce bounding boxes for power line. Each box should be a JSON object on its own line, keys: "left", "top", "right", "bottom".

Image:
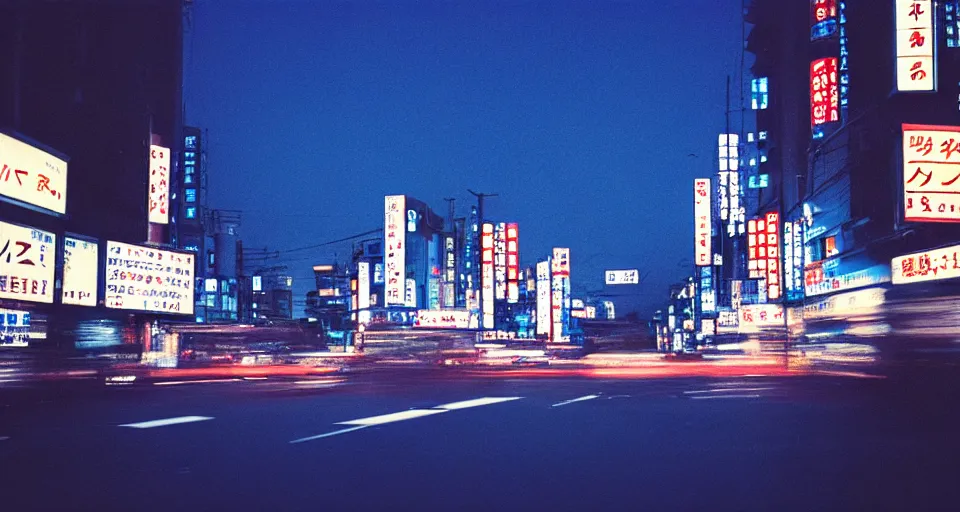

{"left": 274, "top": 228, "right": 383, "bottom": 255}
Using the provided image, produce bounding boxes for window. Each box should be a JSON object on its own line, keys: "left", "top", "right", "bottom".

{"left": 824, "top": 236, "right": 839, "bottom": 257}
{"left": 947, "top": 1, "right": 959, "bottom": 47}
{"left": 185, "top": 188, "right": 196, "bottom": 203}
{"left": 184, "top": 174, "right": 194, "bottom": 184}
{"left": 205, "top": 294, "right": 216, "bottom": 308}
{"left": 184, "top": 151, "right": 195, "bottom": 159}
{"left": 208, "top": 251, "right": 215, "bottom": 267}
{"left": 759, "top": 131, "right": 768, "bottom": 140}
{"left": 185, "top": 207, "right": 196, "bottom": 219}
{"left": 751, "top": 77, "right": 768, "bottom": 110}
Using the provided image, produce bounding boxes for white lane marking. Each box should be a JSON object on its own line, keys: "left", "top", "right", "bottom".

{"left": 153, "top": 378, "right": 241, "bottom": 386}
{"left": 684, "top": 387, "right": 773, "bottom": 395}
{"left": 336, "top": 409, "right": 447, "bottom": 426}
{"left": 290, "top": 426, "right": 369, "bottom": 444}
{"left": 119, "top": 416, "right": 214, "bottom": 429}
{"left": 551, "top": 394, "right": 600, "bottom": 408}
{"left": 689, "top": 394, "right": 761, "bottom": 400}
{"left": 433, "top": 397, "right": 523, "bottom": 410}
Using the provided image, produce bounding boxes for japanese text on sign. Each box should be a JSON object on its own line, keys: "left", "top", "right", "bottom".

{"left": 481, "top": 223, "right": 495, "bottom": 329}
{"left": 63, "top": 237, "right": 98, "bottom": 307}
{"left": 506, "top": 223, "right": 519, "bottom": 304}
{"left": 148, "top": 145, "right": 170, "bottom": 224}
{"left": 605, "top": 269, "right": 639, "bottom": 285}
{"left": 694, "top": 179, "right": 711, "bottom": 266}
{"left": 764, "top": 212, "right": 781, "bottom": 300}
{"left": 494, "top": 223, "right": 506, "bottom": 301}
{"left": 384, "top": 195, "right": 406, "bottom": 305}
{"left": 892, "top": 243, "right": 960, "bottom": 284}
{"left": 104, "top": 241, "right": 194, "bottom": 314}
{"left": 902, "top": 124, "right": 960, "bottom": 222}
{"left": 0, "top": 221, "right": 55, "bottom": 304}
{"left": 810, "top": 58, "right": 839, "bottom": 126}
{"left": 551, "top": 248, "right": 571, "bottom": 343}
{"left": 536, "top": 260, "right": 551, "bottom": 337}
{"left": 0, "top": 133, "right": 67, "bottom": 215}
{"left": 895, "top": 0, "right": 935, "bottom": 92}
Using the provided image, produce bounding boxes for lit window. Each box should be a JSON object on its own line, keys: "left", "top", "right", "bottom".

{"left": 747, "top": 132, "right": 755, "bottom": 143}
{"left": 759, "top": 131, "right": 768, "bottom": 140}
{"left": 206, "top": 294, "right": 216, "bottom": 308}
{"left": 185, "top": 152, "right": 195, "bottom": 159}
{"left": 185, "top": 188, "right": 196, "bottom": 203}
{"left": 185, "top": 165, "right": 194, "bottom": 174}
{"left": 760, "top": 154, "right": 768, "bottom": 163}
{"left": 184, "top": 174, "right": 194, "bottom": 184}
{"left": 749, "top": 158, "right": 757, "bottom": 166}
{"left": 825, "top": 236, "right": 839, "bottom": 257}
{"left": 751, "top": 77, "right": 769, "bottom": 110}
{"left": 185, "top": 207, "right": 196, "bottom": 219}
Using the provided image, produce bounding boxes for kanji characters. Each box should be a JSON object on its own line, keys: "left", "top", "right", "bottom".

{"left": 909, "top": 61, "right": 927, "bottom": 81}
{"left": 909, "top": 30, "right": 926, "bottom": 48}
{"left": 908, "top": 167, "right": 932, "bottom": 187}
{"left": 909, "top": 2, "right": 924, "bottom": 21}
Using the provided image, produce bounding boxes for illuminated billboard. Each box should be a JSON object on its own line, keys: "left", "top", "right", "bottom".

{"left": 782, "top": 221, "right": 805, "bottom": 301}
{"left": 62, "top": 236, "right": 98, "bottom": 307}
{"left": 810, "top": 0, "right": 838, "bottom": 39}
{"left": 893, "top": 244, "right": 960, "bottom": 284}
{"left": 805, "top": 263, "right": 890, "bottom": 297}
{"left": 747, "top": 217, "right": 766, "bottom": 279}
{"left": 494, "top": 223, "right": 506, "bottom": 301}
{"left": 536, "top": 260, "right": 551, "bottom": 336}
{"left": 902, "top": 124, "right": 960, "bottom": 222}
{"left": 0, "top": 221, "right": 55, "bottom": 304}
{"left": 148, "top": 145, "right": 170, "bottom": 224}
{"left": 895, "top": 0, "right": 935, "bottom": 92}
{"left": 810, "top": 58, "right": 839, "bottom": 127}
{"left": 506, "top": 223, "right": 519, "bottom": 303}
{"left": 357, "top": 261, "right": 370, "bottom": 323}
{"left": 384, "top": 195, "right": 406, "bottom": 305}
{"left": 104, "top": 241, "right": 194, "bottom": 314}
{"left": 764, "top": 212, "right": 781, "bottom": 301}
{"left": 0, "top": 132, "right": 67, "bottom": 215}
{"left": 738, "top": 304, "right": 784, "bottom": 333}
{"left": 404, "top": 278, "right": 416, "bottom": 308}
{"left": 481, "top": 223, "right": 495, "bottom": 329}
{"left": 717, "top": 134, "right": 743, "bottom": 237}
{"left": 414, "top": 309, "right": 476, "bottom": 329}
{"left": 605, "top": 270, "right": 639, "bottom": 285}
{"left": 694, "top": 178, "right": 711, "bottom": 265}
{"left": 551, "top": 248, "right": 571, "bottom": 343}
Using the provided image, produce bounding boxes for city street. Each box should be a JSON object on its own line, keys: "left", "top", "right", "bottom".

{"left": 3, "top": 370, "right": 958, "bottom": 511}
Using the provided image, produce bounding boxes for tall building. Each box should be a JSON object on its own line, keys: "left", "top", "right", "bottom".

{"left": 0, "top": 1, "right": 186, "bottom": 351}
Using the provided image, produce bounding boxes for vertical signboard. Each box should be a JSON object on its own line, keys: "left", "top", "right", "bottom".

{"left": 718, "top": 134, "right": 743, "bottom": 237}
{"left": 747, "top": 217, "right": 766, "bottom": 279}
{"left": 895, "top": 0, "right": 935, "bottom": 92}
{"left": 694, "top": 179, "right": 711, "bottom": 266}
{"left": 902, "top": 124, "right": 960, "bottom": 222}
{"left": 0, "top": 133, "right": 68, "bottom": 215}
{"left": 404, "top": 278, "right": 417, "bottom": 308}
{"left": 764, "top": 212, "right": 781, "bottom": 301}
{"left": 148, "top": 145, "right": 170, "bottom": 224}
{"left": 357, "top": 261, "right": 370, "bottom": 323}
{"left": 811, "top": 0, "right": 838, "bottom": 39}
{"left": 62, "top": 236, "right": 98, "bottom": 307}
{"left": 783, "top": 221, "right": 805, "bottom": 301}
{"left": 506, "top": 223, "right": 519, "bottom": 303}
{"left": 384, "top": 195, "right": 406, "bottom": 305}
{"left": 494, "top": 223, "right": 506, "bottom": 301}
{"left": 444, "top": 236, "right": 456, "bottom": 308}
{"left": 0, "top": 221, "right": 55, "bottom": 304}
{"left": 536, "top": 260, "right": 551, "bottom": 337}
{"left": 551, "top": 248, "right": 571, "bottom": 343}
{"left": 810, "top": 58, "right": 839, "bottom": 127}
{"left": 481, "top": 223, "right": 495, "bottom": 329}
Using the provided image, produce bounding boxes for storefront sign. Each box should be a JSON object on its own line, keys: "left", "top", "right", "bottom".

{"left": 892, "top": 243, "right": 960, "bottom": 284}
{"left": 62, "top": 236, "right": 98, "bottom": 307}
{"left": 384, "top": 195, "right": 406, "bottom": 305}
{"left": 0, "top": 133, "right": 67, "bottom": 215}
{"left": 0, "top": 221, "right": 55, "bottom": 304}
{"left": 104, "top": 241, "right": 194, "bottom": 314}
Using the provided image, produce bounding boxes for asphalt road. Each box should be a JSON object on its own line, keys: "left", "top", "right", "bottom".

{"left": 2, "top": 370, "right": 958, "bottom": 511}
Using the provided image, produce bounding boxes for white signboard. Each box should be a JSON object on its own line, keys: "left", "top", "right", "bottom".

{"left": 404, "top": 278, "right": 417, "bottom": 308}
{"left": 104, "top": 241, "right": 194, "bottom": 314}
{"left": 481, "top": 223, "right": 495, "bottom": 329}
{"left": 605, "top": 269, "right": 639, "bottom": 285}
{"left": 148, "top": 145, "right": 170, "bottom": 224}
{"left": 902, "top": 124, "right": 960, "bottom": 222}
{"left": 695, "top": 178, "right": 712, "bottom": 265}
{"left": 536, "top": 260, "right": 551, "bottom": 336}
{"left": 413, "top": 309, "right": 475, "bottom": 329}
{"left": 0, "top": 221, "right": 55, "bottom": 304}
{"left": 738, "top": 304, "right": 784, "bottom": 333}
{"left": 895, "top": 0, "right": 935, "bottom": 92}
{"left": 0, "top": 133, "right": 67, "bottom": 215}
{"left": 384, "top": 195, "right": 406, "bottom": 305}
{"left": 494, "top": 223, "right": 506, "bottom": 301}
{"left": 357, "top": 261, "right": 371, "bottom": 323}
{"left": 252, "top": 275, "right": 262, "bottom": 292}
{"left": 805, "top": 264, "right": 891, "bottom": 297}
{"left": 62, "top": 236, "right": 98, "bottom": 306}
{"left": 892, "top": 243, "right": 960, "bottom": 284}
{"left": 551, "top": 248, "right": 571, "bottom": 343}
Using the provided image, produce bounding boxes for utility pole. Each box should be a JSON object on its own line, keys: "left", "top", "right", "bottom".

{"left": 468, "top": 190, "right": 498, "bottom": 329}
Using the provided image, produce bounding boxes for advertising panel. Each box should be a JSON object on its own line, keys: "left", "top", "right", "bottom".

{"left": 701, "top": 318, "right": 716, "bottom": 336}
{"left": 738, "top": 304, "right": 784, "bottom": 333}
{"left": 810, "top": 0, "right": 838, "bottom": 39}
{"left": 413, "top": 309, "right": 476, "bottom": 329}
{"left": 810, "top": 58, "right": 839, "bottom": 127}
{"left": 384, "top": 195, "right": 406, "bottom": 305}
{"left": 764, "top": 212, "right": 781, "bottom": 300}
{"left": 252, "top": 275, "right": 262, "bottom": 292}
{"left": 494, "top": 223, "right": 506, "bottom": 301}
{"left": 902, "top": 124, "right": 960, "bottom": 222}
{"left": 357, "top": 262, "right": 370, "bottom": 323}
{"left": 481, "top": 223, "right": 495, "bottom": 329}
{"left": 605, "top": 269, "right": 639, "bottom": 285}
{"left": 444, "top": 236, "right": 456, "bottom": 307}
{"left": 148, "top": 145, "right": 170, "bottom": 224}
{"left": 506, "top": 223, "right": 519, "bottom": 303}
{"left": 694, "top": 178, "right": 712, "bottom": 266}
{"left": 104, "top": 241, "right": 194, "bottom": 314}
{"left": 895, "top": 0, "right": 935, "bottom": 92}
{"left": 551, "top": 248, "right": 570, "bottom": 343}
{"left": 536, "top": 260, "right": 551, "bottom": 336}
{"left": 716, "top": 310, "right": 739, "bottom": 334}
{"left": 892, "top": 244, "right": 960, "bottom": 284}
{"left": 62, "top": 236, "right": 98, "bottom": 307}
{"left": 805, "top": 263, "right": 891, "bottom": 297}
{"left": 747, "top": 217, "right": 766, "bottom": 279}
{"left": 404, "top": 278, "right": 416, "bottom": 308}
{"left": 0, "top": 221, "right": 55, "bottom": 304}
{"left": 717, "top": 134, "right": 743, "bottom": 237}
{"left": 0, "top": 133, "right": 68, "bottom": 215}
{"left": 783, "top": 221, "right": 805, "bottom": 301}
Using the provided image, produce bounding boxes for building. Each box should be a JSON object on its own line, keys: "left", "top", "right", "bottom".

{"left": 0, "top": 1, "right": 187, "bottom": 354}
{"left": 742, "top": 0, "right": 960, "bottom": 347}
{"left": 382, "top": 195, "right": 444, "bottom": 322}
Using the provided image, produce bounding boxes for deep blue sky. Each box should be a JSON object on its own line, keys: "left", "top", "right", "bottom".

{"left": 184, "top": 0, "right": 745, "bottom": 316}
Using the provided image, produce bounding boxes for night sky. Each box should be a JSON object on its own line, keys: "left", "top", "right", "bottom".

{"left": 184, "top": 0, "right": 745, "bottom": 317}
